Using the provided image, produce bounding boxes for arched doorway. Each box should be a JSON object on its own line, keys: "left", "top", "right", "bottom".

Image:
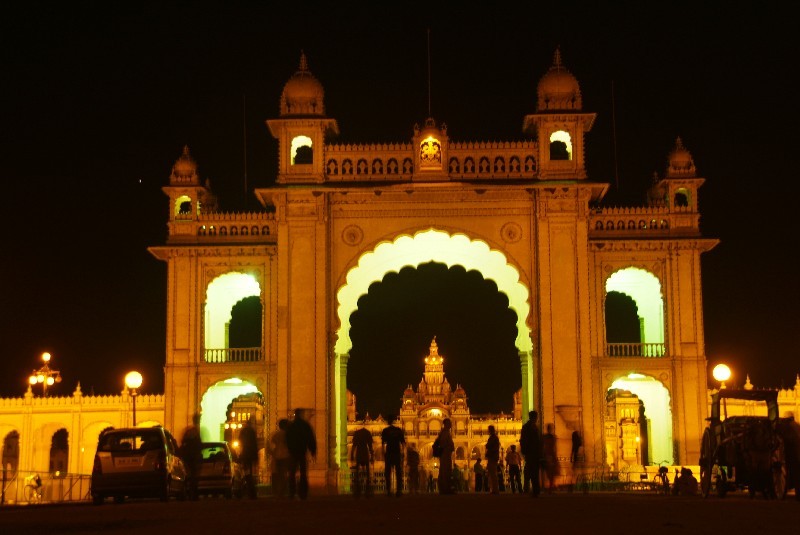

{"left": 199, "top": 379, "right": 260, "bottom": 442}
{"left": 608, "top": 374, "right": 673, "bottom": 466}
{"left": 333, "top": 228, "right": 533, "bottom": 469}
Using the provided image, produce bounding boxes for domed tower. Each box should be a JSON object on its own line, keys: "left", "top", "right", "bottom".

{"left": 522, "top": 48, "right": 596, "bottom": 180}
{"left": 163, "top": 146, "right": 217, "bottom": 226}
{"left": 266, "top": 52, "right": 339, "bottom": 184}
{"left": 652, "top": 137, "right": 705, "bottom": 234}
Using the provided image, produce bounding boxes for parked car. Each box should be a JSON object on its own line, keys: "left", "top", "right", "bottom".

{"left": 197, "top": 441, "right": 244, "bottom": 498}
{"left": 91, "top": 425, "right": 187, "bottom": 505}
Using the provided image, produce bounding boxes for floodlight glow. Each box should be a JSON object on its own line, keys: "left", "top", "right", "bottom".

{"left": 712, "top": 364, "right": 731, "bottom": 382}
{"left": 627, "top": 373, "right": 645, "bottom": 379}
{"left": 224, "top": 378, "right": 243, "bottom": 384}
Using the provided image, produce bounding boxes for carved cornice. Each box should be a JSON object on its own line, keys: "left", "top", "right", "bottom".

{"left": 330, "top": 207, "right": 532, "bottom": 218}
{"left": 589, "top": 239, "right": 719, "bottom": 253}
{"left": 149, "top": 245, "right": 277, "bottom": 259}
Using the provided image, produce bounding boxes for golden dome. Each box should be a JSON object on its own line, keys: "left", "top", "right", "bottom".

{"left": 666, "top": 137, "right": 696, "bottom": 177}
{"left": 280, "top": 51, "right": 325, "bottom": 116}
{"left": 537, "top": 48, "right": 582, "bottom": 111}
{"left": 170, "top": 145, "right": 199, "bottom": 185}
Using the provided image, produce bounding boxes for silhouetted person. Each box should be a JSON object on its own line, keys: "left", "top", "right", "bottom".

{"left": 437, "top": 418, "right": 455, "bottom": 494}
{"left": 485, "top": 425, "right": 500, "bottom": 494}
{"left": 180, "top": 412, "right": 203, "bottom": 500}
{"left": 406, "top": 444, "right": 420, "bottom": 495}
{"left": 542, "top": 423, "right": 559, "bottom": 493}
{"left": 350, "top": 426, "right": 374, "bottom": 497}
{"left": 381, "top": 416, "right": 406, "bottom": 497}
{"left": 505, "top": 444, "right": 522, "bottom": 493}
{"left": 473, "top": 458, "right": 485, "bottom": 492}
{"left": 571, "top": 430, "right": 582, "bottom": 464}
{"left": 520, "top": 410, "right": 541, "bottom": 497}
{"left": 268, "top": 419, "right": 290, "bottom": 498}
{"left": 672, "top": 467, "right": 698, "bottom": 496}
{"left": 286, "top": 408, "right": 317, "bottom": 500}
{"left": 238, "top": 416, "right": 259, "bottom": 499}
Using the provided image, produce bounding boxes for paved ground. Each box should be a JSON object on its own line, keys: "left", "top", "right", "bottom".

{"left": 1, "top": 491, "right": 798, "bottom": 534}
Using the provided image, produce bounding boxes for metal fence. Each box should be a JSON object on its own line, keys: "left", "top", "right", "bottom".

{"left": 1, "top": 469, "right": 91, "bottom": 506}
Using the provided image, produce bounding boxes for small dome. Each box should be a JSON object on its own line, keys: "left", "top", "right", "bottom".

{"left": 537, "top": 48, "right": 582, "bottom": 111}
{"left": 170, "top": 145, "right": 199, "bottom": 185}
{"left": 280, "top": 52, "right": 325, "bottom": 116}
{"left": 666, "top": 137, "right": 696, "bottom": 177}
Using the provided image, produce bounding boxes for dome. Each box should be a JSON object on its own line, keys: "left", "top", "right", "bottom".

{"left": 280, "top": 52, "right": 325, "bottom": 116}
{"left": 170, "top": 145, "right": 199, "bottom": 185}
{"left": 666, "top": 137, "right": 696, "bottom": 177}
{"left": 537, "top": 48, "right": 582, "bottom": 111}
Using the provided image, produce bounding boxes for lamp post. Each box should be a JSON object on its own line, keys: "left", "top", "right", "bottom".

{"left": 125, "top": 371, "right": 143, "bottom": 427}
{"left": 28, "top": 352, "right": 61, "bottom": 397}
{"left": 712, "top": 364, "right": 731, "bottom": 390}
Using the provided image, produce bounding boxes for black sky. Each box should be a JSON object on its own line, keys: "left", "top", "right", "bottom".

{"left": 2, "top": 3, "right": 797, "bottom": 414}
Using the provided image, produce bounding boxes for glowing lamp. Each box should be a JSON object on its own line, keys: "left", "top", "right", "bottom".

{"left": 713, "top": 364, "right": 731, "bottom": 390}
{"left": 42, "top": 352, "right": 51, "bottom": 363}
{"left": 125, "top": 371, "right": 143, "bottom": 390}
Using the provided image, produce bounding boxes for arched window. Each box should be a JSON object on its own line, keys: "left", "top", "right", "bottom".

{"left": 549, "top": 130, "right": 573, "bottom": 160}
{"left": 291, "top": 136, "right": 313, "bottom": 165}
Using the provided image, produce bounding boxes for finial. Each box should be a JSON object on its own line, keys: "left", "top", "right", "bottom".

{"left": 298, "top": 50, "right": 308, "bottom": 72}
{"left": 675, "top": 137, "right": 684, "bottom": 150}
{"left": 744, "top": 375, "right": 753, "bottom": 390}
{"left": 553, "top": 47, "right": 563, "bottom": 69}
{"left": 652, "top": 171, "right": 659, "bottom": 184}
{"left": 795, "top": 374, "right": 800, "bottom": 390}
{"left": 182, "top": 145, "right": 190, "bottom": 157}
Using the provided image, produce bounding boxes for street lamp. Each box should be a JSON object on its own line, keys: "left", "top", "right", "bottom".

{"left": 28, "top": 352, "right": 62, "bottom": 397}
{"left": 712, "top": 364, "right": 731, "bottom": 390}
{"left": 125, "top": 371, "right": 143, "bottom": 427}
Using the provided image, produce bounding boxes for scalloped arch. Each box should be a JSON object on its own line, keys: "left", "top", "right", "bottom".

{"left": 334, "top": 228, "right": 532, "bottom": 355}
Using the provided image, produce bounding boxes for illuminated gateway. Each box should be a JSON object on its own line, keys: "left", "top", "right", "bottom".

{"left": 2, "top": 49, "right": 739, "bottom": 490}
{"left": 149, "top": 49, "right": 719, "bottom": 490}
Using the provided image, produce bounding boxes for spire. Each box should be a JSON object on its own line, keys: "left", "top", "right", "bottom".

{"left": 298, "top": 50, "right": 308, "bottom": 72}
{"left": 553, "top": 46, "right": 563, "bottom": 70}
{"left": 744, "top": 375, "right": 753, "bottom": 390}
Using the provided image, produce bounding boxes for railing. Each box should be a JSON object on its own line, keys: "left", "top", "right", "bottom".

{"left": 204, "top": 348, "right": 264, "bottom": 363}
{"left": 606, "top": 343, "right": 666, "bottom": 358}
{"left": 1, "top": 469, "right": 91, "bottom": 506}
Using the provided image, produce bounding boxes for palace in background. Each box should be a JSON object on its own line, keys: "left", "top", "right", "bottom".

{"left": 7, "top": 48, "right": 794, "bottom": 493}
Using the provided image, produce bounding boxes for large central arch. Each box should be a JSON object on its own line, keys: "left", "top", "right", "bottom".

{"left": 332, "top": 228, "right": 534, "bottom": 470}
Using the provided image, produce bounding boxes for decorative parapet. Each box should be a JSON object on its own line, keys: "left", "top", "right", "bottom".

{"left": 0, "top": 392, "right": 166, "bottom": 407}
{"left": 589, "top": 205, "right": 700, "bottom": 237}
{"left": 167, "top": 211, "right": 277, "bottom": 242}
{"left": 322, "top": 140, "right": 538, "bottom": 182}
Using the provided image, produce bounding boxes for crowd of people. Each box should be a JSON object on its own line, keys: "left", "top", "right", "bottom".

{"left": 179, "top": 408, "right": 731, "bottom": 500}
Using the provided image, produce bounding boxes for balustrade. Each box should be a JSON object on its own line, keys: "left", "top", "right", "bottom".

{"left": 204, "top": 348, "right": 263, "bottom": 363}
{"left": 606, "top": 343, "right": 666, "bottom": 358}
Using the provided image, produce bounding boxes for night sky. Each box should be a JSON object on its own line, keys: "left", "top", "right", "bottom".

{"left": 2, "top": 4, "right": 797, "bottom": 416}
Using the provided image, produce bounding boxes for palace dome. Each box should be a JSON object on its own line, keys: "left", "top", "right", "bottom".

{"left": 280, "top": 52, "right": 325, "bottom": 116}
{"left": 666, "top": 137, "right": 696, "bottom": 177}
{"left": 537, "top": 48, "right": 582, "bottom": 111}
{"left": 170, "top": 145, "right": 199, "bottom": 184}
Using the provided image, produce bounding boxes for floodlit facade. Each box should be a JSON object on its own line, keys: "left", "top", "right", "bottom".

{"left": 146, "top": 49, "right": 719, "bottom": 492}
{"left": 7, "top": 49, "right": 784, "bottom": 494}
